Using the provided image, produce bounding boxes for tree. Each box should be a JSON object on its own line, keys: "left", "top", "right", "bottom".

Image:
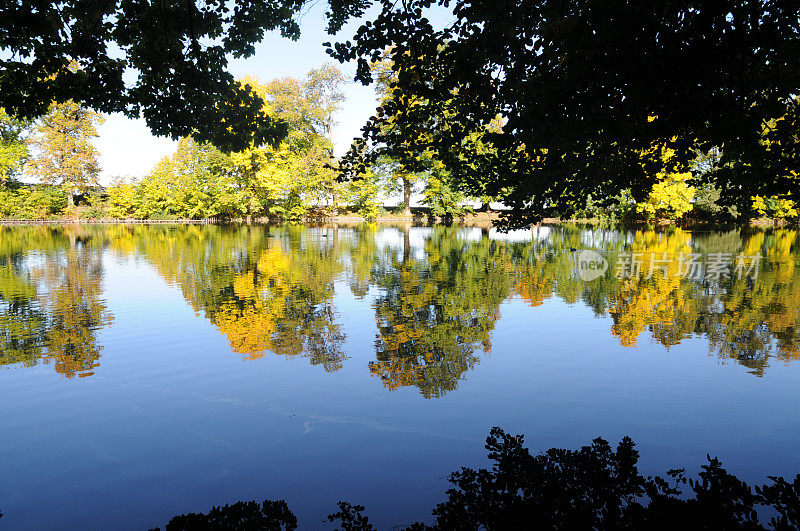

{"left": 305, "top": 63, "right": 348, "bottom": 211}
{"left": 366, "top": 55, "right": 428, "bottom": 216}
{"left": 422, "top": 164, "right": 466, "bottom": 220}
{"left": 27, "top": 101, "right": 104, "bottom": 208}
{"left": 227, "top": 71, "right": 346, "bottom": 220}
{"left": 752, "top": 195, "right": 799, "bottom": 222}
{"left": 0, "top": 108, "right": 28, "bottom": 185}
{"left": 0, "top": 0, "right": 377, "bottom": 151}
{"left": 636, "top": 146, "right": 695, "bottom": 221}
{"left": 345, "top": 169, "right": 382, "bottom": 219}
{"left": 154, "top": 428, "right": 800, "bottom": 530}
{"left": 133, "top": 137, "right": 242, "bottom": 219}
{"left": 371, "top": 156, "right": 420, "bottom": 216}
{"left": 105, "top": 178, "right": 140, "bottom": 219}
{"left": 329, "top": 0, "right": 800, "bottom": 227}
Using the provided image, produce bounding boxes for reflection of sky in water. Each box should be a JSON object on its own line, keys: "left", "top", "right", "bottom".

{"left": 0, "top": 224, "right": 798, "bottom": 529}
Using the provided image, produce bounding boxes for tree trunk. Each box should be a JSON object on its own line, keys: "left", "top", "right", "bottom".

{"left": 67, "top": 191, "right": 75, "bottom": 209}
{"left": 403, "top": 175, "right": 411, "bottom": 216}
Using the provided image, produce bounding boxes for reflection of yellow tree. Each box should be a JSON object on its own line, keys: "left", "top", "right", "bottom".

{"left": 514, "top": 248, "right": 555, "bottom": 308}
{"left": 112, "top": 225, "right": 347, "bottom": 371}
{"left": 38, "top": 232, "right": 114, "bottom": 378}
{"left": 215, "top": 244, "right": 290, "bottom": 359}
{"left": 5, "top": 223, "right": 796, "bottom": 386}
{"left": 370, "top": 229, "right": 512, "bottom": 398}
{"left": 214, "top": 245, "right": 291, "bottom": 358}
{"left": 607, "top": 229, "right": 696, "bottom": 347}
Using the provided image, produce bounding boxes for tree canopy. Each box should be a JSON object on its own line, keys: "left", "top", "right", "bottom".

{"left": 3, "top": 1, "right": 799, "bottom": 224}
{"left": 26, "top": 101, "right": 104, "bottom": 207}
{"left": 328, "top": 0, "right": 800, "bottom": 226}
{"left": 0, "top": 108, "right": 28, "bottom": 184}
{"left": 0, "top": 0, "right": 373, "bottom": 151}
{"left": 154, "top": 427, "right": 800, "bottom": 530}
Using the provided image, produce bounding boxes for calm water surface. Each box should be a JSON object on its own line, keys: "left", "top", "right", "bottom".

{"left": 0, "top": 223, "right": 799, "bottom": 529}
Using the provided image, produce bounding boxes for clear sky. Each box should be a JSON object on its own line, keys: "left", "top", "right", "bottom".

{"left": 95, "top": 3, "right": 381, "bottom": 185}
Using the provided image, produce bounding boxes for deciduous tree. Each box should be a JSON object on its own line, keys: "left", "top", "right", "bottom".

{"left": 0, "top": 108, "right": 28, "bottom": 185}
{"left": 329, "top": 0, "right": 800, "bottom": 226}
{"left": 27, "top": 101, "right": 104, "bottom": 208}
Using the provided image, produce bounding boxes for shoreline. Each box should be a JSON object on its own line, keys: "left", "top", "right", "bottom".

{"left": 0, "top": 213, "right": 794, "bottom": 228}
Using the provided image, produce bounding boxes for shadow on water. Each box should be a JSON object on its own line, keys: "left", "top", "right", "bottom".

{"left": 143, "top": 427, "right": 800, "bottom": 530}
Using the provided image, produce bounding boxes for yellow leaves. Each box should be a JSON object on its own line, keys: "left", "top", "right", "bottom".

{"left": 106, "top": 181, "right": 138, "bottom": 218}
{"left": 215, "top": 302, "right": 278, "bottom": 359}
{"left": 752, "top": 195, "right": 798, "bottom": 219}
{"left": 636, "top": 144, "right": 695, "bottom": 220}
{"left": 607, "top": 230, "right": 695, "bottom": 347}
{"left": 637, "top": 170, "right": 695, "bottom": 219}
{"left": 27, "top": 100, "right": 103, "bottom": 198}
{"left": 215, "top": 244, "right": 294, "bottom": 357}
{"left": 257, "top": 244, "right": 292, "bottom": 278}
{"left": 211, "top": 241, "right": 346, "bottom": 361}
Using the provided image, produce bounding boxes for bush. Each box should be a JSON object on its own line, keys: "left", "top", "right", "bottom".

{"left": 106, "top": 181, "right": 140, "bottom": 219}
{"left": 0, "top": 184, "right": 66, "bottom": 219}
{"left": 752, "top": 195, "right": 798, "bottom": 222}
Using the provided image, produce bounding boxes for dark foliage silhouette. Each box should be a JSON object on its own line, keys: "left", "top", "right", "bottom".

{"left": 154, "top": 499, "right": 297, "bottom": 531}
{"left": 0, "top": 0, "right": 370, "bottom": 151}
{"left": 150, "top": 427, "right": 800, "bottom": 530}
{"left": 328, "top": 0, "right": 800, "bottom": 226}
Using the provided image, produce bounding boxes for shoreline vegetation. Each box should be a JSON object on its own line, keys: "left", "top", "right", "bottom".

{"left": 0, "top": 210, "right": 794, "bottom": 228}
{"left": 2, "top": 63, "right": 798, "bottom": 232}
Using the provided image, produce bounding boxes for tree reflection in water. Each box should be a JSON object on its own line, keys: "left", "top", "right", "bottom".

{"left": 0, "top": 224, "right": 798, "bottom": 387}
{"left": 368, "top": 225, "right": 512, "bottom": 398}
{"left": 0, "top": 225, "right": 112, "bottom": 378}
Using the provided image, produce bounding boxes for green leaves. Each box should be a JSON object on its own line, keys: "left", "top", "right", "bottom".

{"left": 0, "top": 108, "right": 28, "bottom": 185}
{"left": 128, "top": 137, "right": 242, "bottom": 220}
{"left": 330, "top": 0, "right": 800, "bottom": 227}
{"left": 0, "top": 0, "right": 309, "bottom": 151}
{"left": 26, "top": 101, "right": 104, "bottom": 207}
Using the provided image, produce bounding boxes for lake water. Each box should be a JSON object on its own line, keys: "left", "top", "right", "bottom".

{"left": 0, "top": 223, "right": 798, "bottom": 529}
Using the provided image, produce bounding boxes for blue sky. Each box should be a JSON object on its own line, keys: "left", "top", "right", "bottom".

{"left": 95, "top": 3, "right": 382, "bottom": 185}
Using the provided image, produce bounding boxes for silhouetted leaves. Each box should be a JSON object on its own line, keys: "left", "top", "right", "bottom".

{"left": 159, "top": 499, "right": 297, "bottom": 531}
{"left": 151, "top": 428, "right": 800, "bottom": 530}
{"left": 330, "top": 0, "right": 800, "bottom": 226}
{"left": 326, "top": 502, "right": 374, "bottom": 531}
{"left": 0, "top": 0, "right": 362, "bottom": 151}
